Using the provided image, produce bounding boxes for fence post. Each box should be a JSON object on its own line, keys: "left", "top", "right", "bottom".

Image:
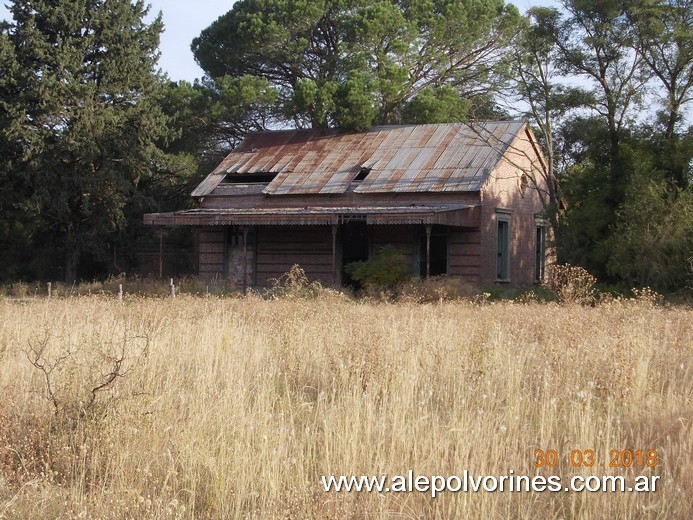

{"left": 118, "top": 284, "right": 123, "bottom": 301}
{"left": 47, "top": 282, "right": 52, "bottom": 299}
{"left": 170, "top": 278, "right": 175, "bottom": 298}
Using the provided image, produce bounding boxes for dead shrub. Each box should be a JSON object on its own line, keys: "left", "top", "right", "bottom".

{"left": 265, "top": 264, "right": 328, "bottom": 300}
{"left": 546, "top": 263, "right": 597, "bottom": 304}
{"left": 398, "top": 276, "right": 477, "bottom": 303}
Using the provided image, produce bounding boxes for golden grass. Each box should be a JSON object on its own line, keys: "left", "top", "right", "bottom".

{"left": 0, "top": 295, "right": 690, "bottom": 519}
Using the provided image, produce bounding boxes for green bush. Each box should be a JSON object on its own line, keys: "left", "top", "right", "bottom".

{"left": 345, "top": 246, "right": 413, "bottom": 289}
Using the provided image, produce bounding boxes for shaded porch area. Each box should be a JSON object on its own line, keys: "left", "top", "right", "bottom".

{"left": 144, "top": 204, "right": 481, "bottom": 289}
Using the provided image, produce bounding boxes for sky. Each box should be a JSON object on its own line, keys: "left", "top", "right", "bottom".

{"left": 0, "top": 0, "right": 233, "bottom": 82}
{"left": 146, "top": 0, "right": 232, "bottom": 81}
{"left": 1, "top": 1, "right": 557, "bottom": 82}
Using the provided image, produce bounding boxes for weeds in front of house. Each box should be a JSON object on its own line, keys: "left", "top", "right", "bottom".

{"left": 546, "top": 263, "right": 598, "bottom": 304}
{"left": 0, "top": 295, "right": 690, "bottom": 519}
{"left": 397, "top": 275, "right": 478, "bottom": 303}
{"left": 265, "top": 264, "right": 334, "bottom": 300}
{"left": 0, "top": 275, "right": 239, "bottom": 299}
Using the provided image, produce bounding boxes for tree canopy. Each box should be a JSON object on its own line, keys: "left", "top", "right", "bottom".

{"left": 191, "top": 0, "right": 521, "bottom": 130}
{"left": 0, "top": 0, "right": 176, "bottom": 282}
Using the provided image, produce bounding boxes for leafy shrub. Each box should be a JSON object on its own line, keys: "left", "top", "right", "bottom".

{"left": 345, "top": 246, "right": 413, "bottom": 289}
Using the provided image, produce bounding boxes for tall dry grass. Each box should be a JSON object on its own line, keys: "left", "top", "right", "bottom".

{"left": 0, "top": 295, "right": 690, "bottom": 519}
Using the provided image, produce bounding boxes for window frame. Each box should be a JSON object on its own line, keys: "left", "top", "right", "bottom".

{"left": 535, "top": 220, "right": 548, "bottom": 283}
{"left": 496, "top": 212, "right": 511, "bottom": 282}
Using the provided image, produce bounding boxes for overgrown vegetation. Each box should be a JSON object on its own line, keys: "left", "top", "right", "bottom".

{"left": 2, "top": 261, "right": 687, "bottom": 306}
{"left": 344, "top": 246, "right": 414, "bottom": 290}
{"left": 0, "top": 296, "right": 690, "bottom": 518}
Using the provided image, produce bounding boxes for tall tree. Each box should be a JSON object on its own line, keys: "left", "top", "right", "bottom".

{"left": 508, "top": 6, "right": 592, "bottom": 239}
{"left": 626, "top": 0, "right": 693, "bottom": 187}
{"left": 549, "top": 0, "right": 650, "bottom": 207}
{"left": 191, "top": 0, "right": 521, "bottom": 130}
{"left": 1, "top": 0, "right": 173, "bottom": 283}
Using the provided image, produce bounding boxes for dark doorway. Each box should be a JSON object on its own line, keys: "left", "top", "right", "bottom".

{"left": 341, "top": 221, "right": 369, "bottom": 286}
{"left": 419, "top": 227, "right": 448, "bottom": 277}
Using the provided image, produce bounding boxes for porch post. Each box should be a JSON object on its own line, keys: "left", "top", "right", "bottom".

{"left": 158, "top": 227, "right": 164, "bottom": 279}
{"left": 242, "top": 226, "right": 249, "bottom": 295}
{"left": 425, "top": 224, "right": 432, "bottom": 278}
{"left": 331, "top": 224, "right": 338, "bottom": 285}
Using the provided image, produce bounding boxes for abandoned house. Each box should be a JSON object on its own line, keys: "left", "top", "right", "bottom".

{"left": 144, "top": 121, "right": 550, "bottom": 289}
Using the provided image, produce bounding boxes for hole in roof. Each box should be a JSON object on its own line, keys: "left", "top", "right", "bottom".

{"left": 353, "top": 167, "right": 371, "bottom": 182}
{"left": 221, "top": 172, "right": 278, "bottom": 184}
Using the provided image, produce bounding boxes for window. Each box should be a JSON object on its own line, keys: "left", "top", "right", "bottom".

{"left": 496, "top": 217, "right": 510, "bottom": 281}
{"left": 535, "top": 225, "right": 547, "bottom": 282}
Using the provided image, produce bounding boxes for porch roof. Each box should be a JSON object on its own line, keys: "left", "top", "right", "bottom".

{"left": 143, "top": 203, "right": 480, "bottom": 228}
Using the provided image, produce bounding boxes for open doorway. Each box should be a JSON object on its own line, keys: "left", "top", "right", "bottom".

{"left": 341, "top": 221, "right": 369, "bottom": 287}
{"left": 419, "top": 226, "right": 448, "bottom": 277}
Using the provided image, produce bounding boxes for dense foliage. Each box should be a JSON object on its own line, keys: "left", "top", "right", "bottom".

{"left": 192, "top": 0, "right": 521, "bottom": 130}
{"left": 0, "top": 0, "right": 195, "bottom": 282}
{"left": 0, "top": 0, "right": 691, "bottom": 293}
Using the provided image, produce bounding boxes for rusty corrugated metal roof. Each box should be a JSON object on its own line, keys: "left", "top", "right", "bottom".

{"left": 143, "top": 203, "right": 479, "bottom": 228}
{"left": 192, "top": 121, "right": 526, "bottom": 197}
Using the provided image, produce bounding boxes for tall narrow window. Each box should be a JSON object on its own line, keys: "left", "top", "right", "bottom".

{"left": 535, "top": 225, "right": 546, "bottom": 282}
{"left": 496, "top": 218, "right": 510, "bottom": 281}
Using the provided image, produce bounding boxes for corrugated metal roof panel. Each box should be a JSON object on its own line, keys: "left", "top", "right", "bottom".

{"left": 144, "top": 203, "right": 480, "bottom": 227}
{"left": 192, "top": 121, "right": 527, "bottom": 196}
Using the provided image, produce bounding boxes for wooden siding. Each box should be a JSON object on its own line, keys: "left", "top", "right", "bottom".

{"left": 253, "top": 224, "right": 484, "bottom": 287}
{"left": 255, "top": 226, "right": 334, "bottom": 286}
{"left": 198, "top": 229, "right": 225, "bottom": 279}
{"left": 449, "top": 229, "right": 482, "bottom": 284}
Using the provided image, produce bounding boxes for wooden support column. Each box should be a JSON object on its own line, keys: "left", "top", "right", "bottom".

{"left": 158, "top": 227, "right": 164, "bottom": 279}
{"left": 331, "top": 224, "right": 338, "bottom": 286}
{"left": 425, "top": 224, "right": 432, "bottom": 278}
{"left": 242, "top": 226, "right": 249, "bottom": 295}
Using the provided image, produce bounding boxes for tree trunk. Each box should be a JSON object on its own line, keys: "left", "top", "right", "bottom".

{"left": 64, "top": 230, "right": 79, "bottom": 285}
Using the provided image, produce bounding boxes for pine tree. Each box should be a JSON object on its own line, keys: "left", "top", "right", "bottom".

{"left": 1, "top": 0, "right": 172, "bottom": 282}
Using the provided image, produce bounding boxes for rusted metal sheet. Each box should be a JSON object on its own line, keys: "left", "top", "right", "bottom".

{"left": 143, "top": 203, "right": 479, "bottom": 228}
{"left": 190, "top": 121, "right": 526, "bottom": 196}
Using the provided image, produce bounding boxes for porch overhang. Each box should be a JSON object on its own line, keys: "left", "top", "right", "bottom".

{"left": 144, "top": 204, "right": 480, "bottom": 228}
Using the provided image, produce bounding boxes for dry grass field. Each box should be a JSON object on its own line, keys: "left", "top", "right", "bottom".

{"left": 0, "top": 294, "right": 690, "bottom": 519}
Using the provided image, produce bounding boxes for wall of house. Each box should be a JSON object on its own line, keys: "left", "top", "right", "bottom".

{"left": 225, "top": 228, "right": 255, "bottom": 289}
{"left": 198, "top": 228, "right": 226, "bottom": 280}
{"left": 480, "top": 129, "right": 548, "bottom": 287}
{"left": 370, "top": 226, "right": 417, "bottom": 264}
{"left": 201, "top": 186, "right": 480, "bottom": 210}
{"left": 255, "top": 226, "right": 334, "bottom": 286}
{"left": 197, "top": 223, "right": 487, "bottom": 288}
{"left": 449, "top": 229, "right": 482, "bottom": 285}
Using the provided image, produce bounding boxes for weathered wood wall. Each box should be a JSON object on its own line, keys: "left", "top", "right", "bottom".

{"left": 197, "top": 224, "right": 485, "bottom": 288}
{"left": 448, "top": 229, "right": 482, "bottom": 284}
{"left": 198, "top": 229, "right": 225, "bottom": 279}
{"left": 255, "top": 226, "right": 333, "bottom": 286}
{"left": 370, "top": 226, "right": 417, "bottom": 265}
